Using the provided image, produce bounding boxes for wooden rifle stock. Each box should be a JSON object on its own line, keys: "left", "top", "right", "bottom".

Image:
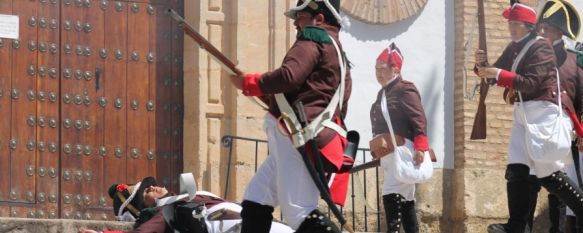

{"left": 470, "top": 0, "right": 489, "bottom": 140}
{"left": 167, "top": 9, "right": 243, "bottom": 76}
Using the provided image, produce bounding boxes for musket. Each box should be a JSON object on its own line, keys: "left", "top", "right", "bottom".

{"left": 350, "top": 159, "right": 379, "bottom": 173}
{"left": 168, "top": 9, "right": 269, "bottom": 110}
{"left": 470, "top": 0, "right": 489, "bottom": 140}
{"left": 167, "top": 9, "right": 242, "bottom": 76}
{"left": 295, "top": 102, "right": 355, "bottom": 233}
{"left": 350, "top": 150, "right": 437, "bottom": 173}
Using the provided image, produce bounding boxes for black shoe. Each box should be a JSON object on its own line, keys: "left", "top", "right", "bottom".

{"left": 295, "top": 209, "right": 341, "bottom": 233}
{"left": 487, "top": 223, "right": 508, "bottom": 233}
{"left": 487, "top": 223, "right": 530, "bottom": 233}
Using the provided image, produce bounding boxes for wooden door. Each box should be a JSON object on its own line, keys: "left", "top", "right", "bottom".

{"left": 0, "top": 0, "right": 183, "bottom": 220}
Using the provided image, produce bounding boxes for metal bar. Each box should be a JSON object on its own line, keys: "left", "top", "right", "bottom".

{"left": 364, "top": 153, "right": 368, "bottom": 232}
{"left": 254, "top": 142, "right": 259, "bottom": 172}
{"left": 221, "top": 134, "right": 381, "bottom": 231}
{"left": 376, "top": 164, "right": 381, "bottom": 231}
{"left": 224, "top": 142, "right": 234, "bottom": 199}
{"left": 351, "top": 171, "right": 356, "bottom": 228}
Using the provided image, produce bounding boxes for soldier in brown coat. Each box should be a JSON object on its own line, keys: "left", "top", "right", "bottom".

{"left": 369, "top": 43, "right": 429, "bottom": 233}
{"left": 538, "top": 1, "right": 583, "bottom": 232}
{"left": 229, "top": 0, "right": 352, "bottom": 232}
{"left": 476, "top": 3, "right": 583, "bottom": 233}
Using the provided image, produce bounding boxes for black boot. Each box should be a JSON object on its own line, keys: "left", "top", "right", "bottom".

{"left": 240, "top": 200, "right": 274, "bottom": 233}
{"left": 487, "top": 164, "right": 534, "bottom": 233}
{"left": 548, "top": 193, "right": 566, "bottom": 233}
{"left": 566, "top": 216, "right": 576, "bottom": 233}
{"left": 295, "top": 209, "right": 341, "bottom": 233}
{"left": 383, "top": 194, "right": 404, "bottom": 233}
{"left": 540, "top": 171, "right": 583, "bottom": 233}
{"left": 527, "top": 175, "right": 542, "bottom": 232}
{"left": 401, "top": 200, "right": 419, "bottom": 233}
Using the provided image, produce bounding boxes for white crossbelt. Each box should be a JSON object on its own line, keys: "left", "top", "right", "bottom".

{"left": 275, "top": 35, "right": 347, "bottom": 147}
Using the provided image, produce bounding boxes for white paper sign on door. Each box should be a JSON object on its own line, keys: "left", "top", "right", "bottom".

{"left": 0, "top": 14, "right": 19, "bottom": 40}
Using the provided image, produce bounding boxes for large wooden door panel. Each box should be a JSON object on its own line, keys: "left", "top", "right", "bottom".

{"left": 10, "top": 0, "right": 38, "bottom": 214}
{"left": 102, "top": 0, "right": 128, "bottom": 213}
{"left": 0, "top": 0, "right": 184, "bottom": 219}
{"left": 35, "top": 0, "right": 60, "bottom": 219}
{"left": 126, "top": 2, "right": 153, "bottom": 182}
{"left": 0, "top": 0, "right": 14, "bottom": 204}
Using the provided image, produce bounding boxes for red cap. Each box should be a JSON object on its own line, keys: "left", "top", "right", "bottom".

{"left": 376, "top": 42, "right": 403, "bottom": 70}
{"left": 503, "top": 3, "right": 537, "bottom": 25}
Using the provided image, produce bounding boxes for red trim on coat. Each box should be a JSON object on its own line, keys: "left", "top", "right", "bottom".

{"left": 566, "top": 109, "right": 583, "bottom": 137}
{"left": 414, "top": 135, "right": 429, "bottom": 151}
{"left": 329, "top": 172, "right": 349, "bottom": 206}
{"left": 242, "top": 73, "right": 263, "bottom": 96}
{"left": 319, "top": 133, "right": 348, "bottom": 171}
{"left": 496, "top": 69, "right": 515, "bottom": 89}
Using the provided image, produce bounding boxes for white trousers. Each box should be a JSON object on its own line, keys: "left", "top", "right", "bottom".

{"left": 205, "top": 202, "right": 294, "bottom": 233}
{"left": 380, "top": 139, "right": 416, "bottom": 201}
{"left": 243, "top": 113, "right": 319, "bottom": 230}
{"left": 508, "top": 101, "right": 569, "bottom": 178}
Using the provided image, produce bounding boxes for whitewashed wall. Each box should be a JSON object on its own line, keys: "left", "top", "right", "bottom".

{"left": 340, "top": 1, "right": 454, "bottom": 168}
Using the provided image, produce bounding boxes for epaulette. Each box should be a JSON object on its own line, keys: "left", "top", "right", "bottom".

{"left": 298, "top": 26, "right": 332, "bottom": 44}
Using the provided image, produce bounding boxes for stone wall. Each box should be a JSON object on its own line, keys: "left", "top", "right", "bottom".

{"left": 183, "top": 1, "right": 295, "bottom": 200}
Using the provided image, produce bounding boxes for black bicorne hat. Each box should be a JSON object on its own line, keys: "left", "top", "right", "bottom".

{"left": 538, "top": 0, "right": 581, "bottom": 39}
{"left": 108, "top": 176, "right": 158, "bottom": 219}
{"left": 285, "top": 0, "right": 342, "bottom": 26}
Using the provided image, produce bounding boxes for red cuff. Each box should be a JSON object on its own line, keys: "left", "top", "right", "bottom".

{"left": 496, "top": 69, "right": 515, "bottom": 89}
{"left": 242, "top": 73, "right": 263, "bottom": 96}
{"left": 566, "top": 109, "right": 583, "bottom": 137}
{"left": 414, "top": 135, "right": 429, "bottom": 151}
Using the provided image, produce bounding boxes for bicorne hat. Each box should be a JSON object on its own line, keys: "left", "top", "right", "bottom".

{"left": 284, "top": 0, "right": 342, "bottom": 26}
{"left": 538, "top": 0, "right": 581, "bottom": 39}
{"left": 108, "top": 176, "right": 158, "bottom": 220}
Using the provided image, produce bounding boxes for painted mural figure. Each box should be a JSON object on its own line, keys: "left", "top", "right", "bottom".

{"left": 368, "top": 43, "right": 433, "bottom": 233}
{"left": 228, "top": 0, "right": 353, "bottom": 232}
{"left": 77, "top": 176, "right": 294, "bottom": 233}
{"left": 475, "top": 3, "right": 583, "bottom": 233}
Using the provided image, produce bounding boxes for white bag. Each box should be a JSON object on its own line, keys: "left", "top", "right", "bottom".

{"left": 512, "top": 38, "right": 571, "bottom": 163}
{"left": 518, "top": 70, "right": 571, "bottom": 162}
{"left": 380, "top": 90, "right": 433, "bottom": 184}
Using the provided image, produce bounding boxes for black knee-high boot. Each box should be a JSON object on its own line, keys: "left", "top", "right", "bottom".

{"left": 384, "top": 194, "right": 404, "bottom": 233}
{"left": 539, "top": 171, "right": 583, "bottom": 233}
{"left": 401, "top": 200, "right": 419, "bottom": 233}
{"left": 548, "top": 193, "right": 566, "bottom": 233}
{"left": 488, "top": 164, "right": 533, "bottom": 233}
{"left": 383, "top": 194, "right": 418, "bottom": 233}
{"left": 240, "top": 200, "right": 274, "bottom": 233}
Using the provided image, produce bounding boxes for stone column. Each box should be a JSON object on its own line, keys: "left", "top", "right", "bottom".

{"left": 183, "top": 1, "right": 295, "bottom": 201}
